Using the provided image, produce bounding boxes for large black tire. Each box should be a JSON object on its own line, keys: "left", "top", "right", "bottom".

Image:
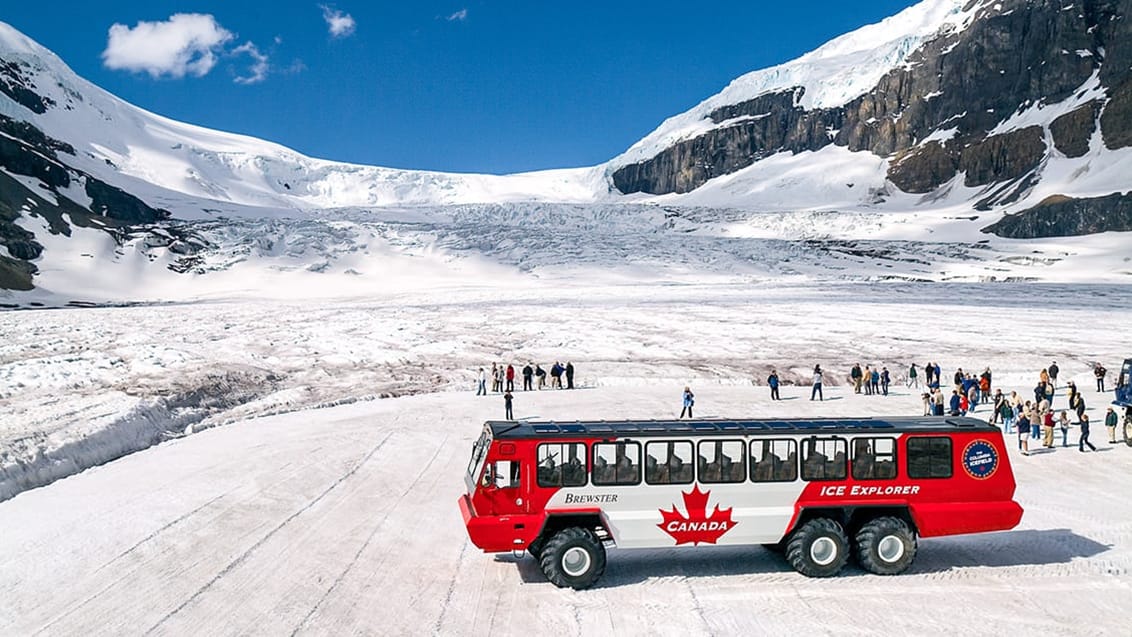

{"left": 854, "top": 516, "right": 917, "bottom": 575}
{"left": 527, "top": 537, "right": 545, "bottom": 560}
{"left": 1124, "top": 416, "right": 1132, "bottom": 447}
{"left": 538, "top": 527, "right": 606, "bottom": 589}
{"left": 785, "top": 518, "right": 850, "bottom": 577}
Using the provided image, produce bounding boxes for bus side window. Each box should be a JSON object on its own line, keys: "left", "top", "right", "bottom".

{"left": 751, "top": 439, "right": 797, "bottom": 482}
{"left": 593, "top": 442, "right": 641, "bottom": 486}
{"left": 802, "top": 437, "right": 847, "bottom": 481}
{"left": 538, "top": 443, "right": 587, "bottom": 487}
{"left": 488, "top": 460, "right": 520, "bottom": 489}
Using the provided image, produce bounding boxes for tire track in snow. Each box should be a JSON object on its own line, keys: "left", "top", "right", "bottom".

{"left": 429, "top": 538, "right": 469, "bottom": 636}
{"left": 91, "top": 490, "right": 234, "bottom": 575}
{"left": 288, "top": 432, "right": 450, "bottom": 636}
{"left": 142, "top": 431, "right": 394, "bottom": 635}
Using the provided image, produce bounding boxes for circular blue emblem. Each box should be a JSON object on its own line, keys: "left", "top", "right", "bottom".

{"left": 962, "top": 440, "right": 998, "bottom": 480}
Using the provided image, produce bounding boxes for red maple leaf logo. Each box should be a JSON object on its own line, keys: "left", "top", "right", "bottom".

{"left": 657, "top": 485, "right": 736, "bottom": 546}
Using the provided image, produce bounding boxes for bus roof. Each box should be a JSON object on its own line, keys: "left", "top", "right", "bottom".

{"left": 484, "top": 416, "right": 998, "bottom": 439}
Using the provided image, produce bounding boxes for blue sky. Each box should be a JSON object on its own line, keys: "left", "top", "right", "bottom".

{"left": 6, "top": 1, "right": 921, "bottom": 174}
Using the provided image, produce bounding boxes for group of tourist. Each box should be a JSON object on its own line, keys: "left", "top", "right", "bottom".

{"left": 475, "top": 361, "right": 578, "bottom": 420}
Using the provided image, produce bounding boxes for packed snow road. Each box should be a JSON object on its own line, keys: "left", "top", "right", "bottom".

{"left": 2, "top": 384, "right": 1130, "bottom": 636}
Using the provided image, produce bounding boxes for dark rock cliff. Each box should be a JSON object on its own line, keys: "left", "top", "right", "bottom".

{"left": 0, "top": 108, "right": 169, "bottom": 290}
{"left": 612, "top": 0, "right": 1132, "bottom": 237}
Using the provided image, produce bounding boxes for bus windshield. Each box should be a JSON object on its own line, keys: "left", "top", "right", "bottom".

{"left": 467, "top": 427, "right": 491, "bottom": 484}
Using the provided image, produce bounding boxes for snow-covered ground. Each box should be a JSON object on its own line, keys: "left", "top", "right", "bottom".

{"left": 3, "top": 281, "right": 1130, "bottom": 500}
{"left": 1, "top": 380, "right": 1130, "bottom": 635}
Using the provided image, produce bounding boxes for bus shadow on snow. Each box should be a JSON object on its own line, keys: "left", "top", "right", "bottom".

{"left": 908, "top": 528, "right": 1111, "bottom": 574}
{"left": 496, "top": 528, "right": 1110, "bottom": 586}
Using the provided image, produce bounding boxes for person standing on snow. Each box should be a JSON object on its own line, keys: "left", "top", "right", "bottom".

{"left": 1049, "top": 361, "right": 1060, "bottom": 387}
{"left": 680, "top": 386, "right": 695, "bottom": 419}
{"left": 476, "top": 367, "right": 487, "bottom": 396}
{"left": 950, "top": 390, "right": 962, "bottom": 416}
{"left": 504, "top": 390, "right": 514, "bottom": 420}
{"left": 979, "top": 369, "right": 992, "bottom": 403}
{"left": 522, "top": 363, "right": 533, "bottom": 391}
{"left": 505, "top": 364, "right": 516, "bottom": 392}
{"left": 908, "top": 363, "right": 919, "bottom": 389}
{"left": 1057, "top": 410, "right": 1071, "bottom": 447}
{"left": 565, "top": 362, "right": 575, "bottom": 389}
{"left": 1105, "top": 407, "right": 1119, "bottom": 443}
{"left": 881, "top": 367, "right": 890, "bottom": 396}
{"left": 851, "top": 364, "right": 863, "bottom": 394}
{"left": 768, "top": 370, "right": 781, "bottom": 401}
{"left": 811, "top": 365, "right": 824, "bottom": 401}
{"left": 535, "top": 363, "right": 546, "bottom": 390}
{"left": 998, "top": 394, "right": 1014, "bottom": 433}
{"left": 1095, "top": 363, "right": 1108, "bottom": 393}
{"left": 1016, "top": 412, "right": 1032, "bottom": 456}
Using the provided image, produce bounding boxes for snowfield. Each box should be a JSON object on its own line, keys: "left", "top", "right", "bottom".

{"left": 1, "top": 379, "right": 1130, "bottom": 635}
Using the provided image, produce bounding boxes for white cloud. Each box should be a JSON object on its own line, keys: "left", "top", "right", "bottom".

{"left": 103, "top": 14, "right": 234, "bottom": 79}
{"left": 232, "top": 42, "right": 269, "bottom": 85}
{"left": 320, "top": 5, "right": 357, "bottom": 38}
{"left": 446, "top": 9, "right": 468, "bottom": 22}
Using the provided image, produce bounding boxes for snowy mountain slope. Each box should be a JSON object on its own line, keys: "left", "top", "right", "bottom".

{"left": 3, "top": 0, "right": 1132, "bottom": 303}
{"left": 0, "top": 21, "right": 609, "bottom": 214}
{"left": 610, "top": 0, "right": 984, "bottom": 168}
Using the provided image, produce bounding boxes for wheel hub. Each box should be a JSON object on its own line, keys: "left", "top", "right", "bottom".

{"left": 810, "top": 537, "right": 838, "bottom": 566}
{"left": 877, "top": 534, "right": 906, "bottom": 563}
{"left": 562, "top": 546, "right": 592, "bottom": 577}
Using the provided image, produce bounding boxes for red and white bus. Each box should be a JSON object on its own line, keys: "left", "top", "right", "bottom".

{"left": 459, "top": 416, "right": 1023, "bottom": 589}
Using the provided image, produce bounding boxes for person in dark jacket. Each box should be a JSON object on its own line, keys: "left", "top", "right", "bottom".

{"left": 534, "top": 364, "right": 546, "bottom": 390}
{"left": 504, "top": 390, "right": 514, "bottom": 420}
{"left": 1049, "top": 361, "right": 1060, "bottom": 387}
{"left": 1105, "top": 407, "right": 1119, "bottom": 443}
{"left": 565, "top": 361, "right": 575, "bottom": 389}
{"left": 949, "top": 390, "right": 962, "bottom": 416}
{"left": 851, "top": 364, "right": 863, "bottom": 394}
{"left": 1095, "top": 363, "right": 1108, "bottom": 392}
{"left": 522, "top": 363, "right": 534, "bottom": 391}
{"left": 880, "top": 367, "right": 890, "bottom": 396}
{"left": 767, "top": 370, "right": 781, "bottom": 401}
{"left": 1079, "top": 412, "right": 1097, "bottom": 452}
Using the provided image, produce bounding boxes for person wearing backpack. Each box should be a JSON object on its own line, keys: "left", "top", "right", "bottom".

{"left": 1095, "top": 363, "right": 1108, "bottom": 392}
{"left": 997, "top": 394, "right": 1014, "bottom": 433}
{"left": 767, "top": 370, "right": 781, "bottom": 401}
{"left": 810, "top": 365, "right": 824, "bottom": 401}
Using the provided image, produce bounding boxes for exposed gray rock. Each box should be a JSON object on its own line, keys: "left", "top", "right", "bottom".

{"left": 1050, "top": 101, "right": 1101, "bottom": 158}
{"left": 612, "top": 0, "right": 1129, "bottom": 203}
{"left": 984, "top": 192, "right": 1132, "bottom": 237}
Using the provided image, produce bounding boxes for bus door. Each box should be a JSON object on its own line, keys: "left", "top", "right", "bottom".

{"left": 480, "top": 456, "right": 527, "bottom": 516}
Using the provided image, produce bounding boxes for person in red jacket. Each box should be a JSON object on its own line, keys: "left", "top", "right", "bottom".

{"left": 505, "top": 364, "right": 515, "bottom": 392}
